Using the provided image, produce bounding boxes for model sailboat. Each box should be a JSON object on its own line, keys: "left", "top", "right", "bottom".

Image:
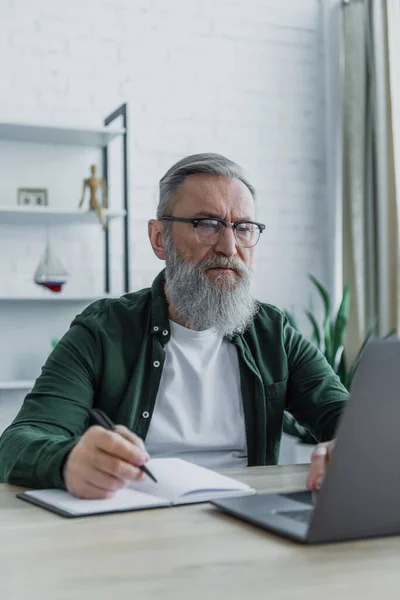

{"left": 34, "top": 239, "right": 68, "bottom": 293}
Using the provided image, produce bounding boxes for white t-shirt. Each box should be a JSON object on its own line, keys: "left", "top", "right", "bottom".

{"left": 145, "top": 320, "right": 248, "bottom": 469}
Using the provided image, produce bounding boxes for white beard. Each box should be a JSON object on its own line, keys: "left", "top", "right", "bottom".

{"left": 164, "top": 231, "right": 259, "bottom": 336}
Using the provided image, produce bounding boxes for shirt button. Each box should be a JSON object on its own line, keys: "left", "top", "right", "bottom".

{"left": 153, "top": 360, "right": 160, "bottom": 368}
{"left": 142, "top": 411, "right": 150, "bottom": 419}
{"left": 162, "top": 330, "right": 168, "bottom": 336}
{"left": 153, "top": 326, "right": 159, "bottom": 332}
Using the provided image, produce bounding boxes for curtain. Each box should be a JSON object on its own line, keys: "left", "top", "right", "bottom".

{"left": 387, "top": 1, "right": 400, "bottom": 330}
{"left": 342, "top": 0, "right": 398, "bottom": 365}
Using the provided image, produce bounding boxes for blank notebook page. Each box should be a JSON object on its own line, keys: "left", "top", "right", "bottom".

{"left": 129, "top": 457, "right": 251, "bottom": 502}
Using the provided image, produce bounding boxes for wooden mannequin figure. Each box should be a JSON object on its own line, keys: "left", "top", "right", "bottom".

{"left": 79, "top": 164, "right": 108, "bottom": 230}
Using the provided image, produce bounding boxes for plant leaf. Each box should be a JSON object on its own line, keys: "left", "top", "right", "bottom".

{"left": 346, "top": 321, "right": 377, "bottom": 389}
{"left": 333, "top": 344, "right": 344, "bottom": 373}
{"left": 309, "top": 274, "right": 331, "bottom": 325}
{"left": 305, "top": 309, "right": 321, "bottom": 349}
{"left": 309, "top": 275, "right": 333, "bottom": 362}
{"left": 332, "top": 283, "right": 351, "bottom": 359}
{"left": 383, "top": 328, "right": 397, "bottom": 340}
{"left": 336, "top": 348, "right": 347, "bottom": 387}
{"left": 324, "top": 323, "right": 334, "bottom": 366}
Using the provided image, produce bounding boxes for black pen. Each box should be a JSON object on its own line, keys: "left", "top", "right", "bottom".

{"left": 88, "top": 407, "right": 157, "bottom": 484}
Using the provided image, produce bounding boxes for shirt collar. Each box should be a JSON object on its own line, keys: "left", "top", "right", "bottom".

{"left": 150, "top": 269, "right": 171, "bottom": 344}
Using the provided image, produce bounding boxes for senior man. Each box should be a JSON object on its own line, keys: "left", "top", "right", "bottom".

{"left": 0, "top": 153, "right": 346, "bottom": 497}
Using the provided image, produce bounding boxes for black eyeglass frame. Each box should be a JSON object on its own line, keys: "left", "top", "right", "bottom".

{"left": 161, "top": 216, "right": 266, "bottom": 248}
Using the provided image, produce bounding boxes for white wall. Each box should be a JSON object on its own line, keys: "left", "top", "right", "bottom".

{"left": 0, "top": 0, "right": 334, "bottom": 444}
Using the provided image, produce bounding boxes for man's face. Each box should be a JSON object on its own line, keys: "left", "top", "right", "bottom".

{"left": 150, "top": 174, "right": 259, "bottom": 335}
{"left": 167, "top": 174, "right": 256, "bottom": 284}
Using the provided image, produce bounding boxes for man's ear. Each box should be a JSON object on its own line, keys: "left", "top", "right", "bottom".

{"left": 148, "top": 219, "right": 166, "bottom": 260}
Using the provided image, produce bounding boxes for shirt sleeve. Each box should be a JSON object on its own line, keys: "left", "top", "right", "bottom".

{"left": 284, "top": 318, "right": 348, "bottom": 442}
{"left": 0, "top": 319, "right": 99, "bottom": 489}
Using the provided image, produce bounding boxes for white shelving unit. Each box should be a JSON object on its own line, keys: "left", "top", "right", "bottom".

{"left": 0, "top": 295, "right": 113, "bottom": 302}
{"left": 0, "top": 381, "right": 34, "bottom": 391}
{"left": 0, "top": 110, "right": 128, "bottom": 298}
{"left": 0, "top": 205, "right": 125, "bottom": 301}
{"left": 0, "top": 122, "right": 125, "bottom": 147}
{"left": 0, "top": 206, "right": 126, "bottom": 226}
{"left": 0, "top": 107, "right": 129, "bottom": 396}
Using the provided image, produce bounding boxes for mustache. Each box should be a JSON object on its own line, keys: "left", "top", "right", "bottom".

{"left": 196, "top": 254, "right": 249, "bottom": 276}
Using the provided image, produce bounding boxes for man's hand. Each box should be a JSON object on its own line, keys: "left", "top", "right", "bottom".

{"left": 306, "top": 440, "right": 335, "bottom": 490}
{"left": 63, "top": 425, "right": 150, "bottom": 499}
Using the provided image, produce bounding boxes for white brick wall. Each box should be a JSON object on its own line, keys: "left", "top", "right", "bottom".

{"left": 0, "top": 0, "right": 334, "bottom": 442}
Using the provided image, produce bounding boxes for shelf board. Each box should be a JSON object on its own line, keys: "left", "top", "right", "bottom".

{"left": 0, "top": 295, "right": 113, "bottom": 302}
{"left": 0, "top": 380, "right": 34, "bottom": 391}
{"left": 0, "top": 122, "right": 125, "bottom": 147}
{"left": 0, "top": 206, "right": 126, "bottom": 225}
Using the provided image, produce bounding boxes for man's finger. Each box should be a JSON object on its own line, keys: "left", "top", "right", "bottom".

{"left": 92, "top": 426, "right": 148, "bottom": 467}
{"left": 93, "top": 449, "right": 145, "bottom": 483}
{"left": 306, "top": 444, "right": 329, "bottom": 490}
{"left": 115, "top": 425, "right": 149, "bottom": 458}
{"left": 85, "top": 470, "right": 130, "bottom": 493}
{"left": 74, "top": 480, "right": 116, "bottom": 500}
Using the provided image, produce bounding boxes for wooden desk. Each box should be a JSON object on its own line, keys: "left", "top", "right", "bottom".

{"left": 1, "top": 464, "right": 399, "bottom": 600}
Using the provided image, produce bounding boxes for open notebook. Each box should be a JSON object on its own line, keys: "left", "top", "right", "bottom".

{"left": 17, "top": 458, "right": 255, "bottom": 518}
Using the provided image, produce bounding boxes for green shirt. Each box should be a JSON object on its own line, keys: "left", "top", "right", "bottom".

{"left": 0, "top": 270, "right": 348, "bottom": 489}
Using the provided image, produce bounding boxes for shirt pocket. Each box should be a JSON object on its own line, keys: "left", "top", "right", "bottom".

{"left": 263, "top": 378, "right": 288, "bottom": 399}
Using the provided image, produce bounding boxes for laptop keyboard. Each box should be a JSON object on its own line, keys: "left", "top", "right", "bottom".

{"left": 276, "top": 509, "right": 313, "bottom": 525}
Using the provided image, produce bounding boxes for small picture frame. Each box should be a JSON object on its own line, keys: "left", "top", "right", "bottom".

{"left": 17, "top": 188, "right": 48, "bottom": 207}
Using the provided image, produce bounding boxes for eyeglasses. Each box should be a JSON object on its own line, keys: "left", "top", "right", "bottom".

{"left": 161, "top": 216, "right": 265, "bottom": 248}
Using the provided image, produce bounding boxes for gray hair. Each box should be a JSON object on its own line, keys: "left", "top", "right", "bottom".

{"left": 157, "top": 153, "right": 256, "bottom": 220}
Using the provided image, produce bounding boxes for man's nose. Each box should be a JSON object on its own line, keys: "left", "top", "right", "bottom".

{"left": 214, "top": 226, "right": 237, "bottom": 257}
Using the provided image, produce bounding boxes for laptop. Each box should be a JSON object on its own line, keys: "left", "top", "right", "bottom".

{"left": 212, "top": 339, "right": 400, "bottom": 544}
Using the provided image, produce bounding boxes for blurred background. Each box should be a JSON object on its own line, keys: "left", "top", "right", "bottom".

{"left": 0, "top": 0, "right": 398, "bottom": 463}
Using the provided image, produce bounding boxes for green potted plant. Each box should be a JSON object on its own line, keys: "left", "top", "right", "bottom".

{"left": 283, "top": 275, "right": 396, "bottom": 447}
